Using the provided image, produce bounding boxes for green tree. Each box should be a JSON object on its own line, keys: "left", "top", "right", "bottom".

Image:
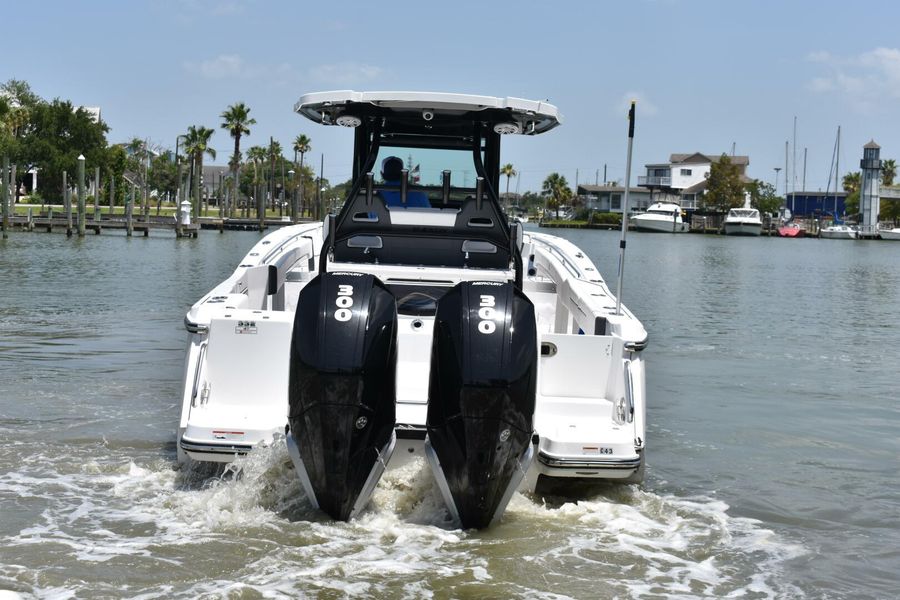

{"left": 21, "top": 100, "right": 109, "bottom": 201}
{"left": 293, "top": 134, "right": 311, "bottom": 217}
{"left": 105, "top": 144, "right": 128, "bottom": 206}
{"left": 702, "top": 154, "right": 745, "bottom": 212}
{"left": 500, "top": 163, "right": 517, "bottom": 209}
{"left": 182, "top": 125, "right": 216, "bottom": 217}
{"left": 881, "top": 159, "right": 896, "bottom": 186}
{"left": 246, "top": 145, "right": 267, "bottom": 216}
{"left": 842, "top": 171, "right": 860, "bottom": 194}
{"left": 542, "top": 172, "right": 571, "bottom": 219}
{"left": 268, "top": 139, "right": 283, "bottom": 210}
{"left": 220, "top": 102, "right": 255, "bottom": 215}
{"left": 746, "top": 179, "right": 782, "bottom": 216}
{"left": 149, "top": 153, "right": 178, "bottom": 202}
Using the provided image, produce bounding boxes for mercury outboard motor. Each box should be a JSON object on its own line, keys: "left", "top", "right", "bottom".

{"left": 425, "top": 281, "right": 537, "bottom": 528}
{"left": 287, "top": 272, "right": 397, "bottom": 521}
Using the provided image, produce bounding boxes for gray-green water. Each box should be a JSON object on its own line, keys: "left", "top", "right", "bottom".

{"left": 1, "top": 227, "right": 898, "bottom": 599}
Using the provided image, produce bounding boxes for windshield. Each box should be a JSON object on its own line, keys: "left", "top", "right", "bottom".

{"left": 370, "top": 144, "right": 483, "bottom": 205}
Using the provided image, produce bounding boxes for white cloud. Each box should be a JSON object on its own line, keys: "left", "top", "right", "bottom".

{"left": 807, "top": 47, "right": 900, "bottom": 111}
{"left": 184, "top": 54, "right": 249, "bottom": 79}
{"left": 183, "top": 54, "right": 298, "bottom": 82}
{"left": 618, "top": 92, "right": 659, "bottom": 117}
{"left": 309, "top": 62, "right": 383, "bottom": 85}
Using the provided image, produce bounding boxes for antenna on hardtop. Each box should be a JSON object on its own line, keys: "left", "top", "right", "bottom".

{"left": 615, "top": 101, "right": 636, "bottom": 316}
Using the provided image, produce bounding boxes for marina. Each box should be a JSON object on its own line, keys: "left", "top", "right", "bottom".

{"left": 1, "top": 227, "right": 898, "bottom": 597}
{"left": 4, "top": 3, "right": 900, "bottom": 598}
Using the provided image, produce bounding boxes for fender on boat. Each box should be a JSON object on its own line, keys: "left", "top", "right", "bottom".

{"left": 425, "top": 280, "right": 537, "bottom": 528}
{"left": 287, "top": 271, "right": 397, "bottom": 521}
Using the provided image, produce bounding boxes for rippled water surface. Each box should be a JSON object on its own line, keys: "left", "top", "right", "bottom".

{"left": 1, "top": 228, "right": 898, "bottom": 599}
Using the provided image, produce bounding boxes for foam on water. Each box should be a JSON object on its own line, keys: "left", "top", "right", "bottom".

{"left": 0, "top": 439, "right": 805, "bottom": 599}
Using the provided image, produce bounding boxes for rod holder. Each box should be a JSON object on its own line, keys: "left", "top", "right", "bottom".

{"left": 475, "top": 177, "right": 484, "bottom": 211}
{"left": 442, "top": 170, "right": 451, "bottom": 205}
{"left": 365, "top": 172, "right": 374, "bottom": 206}
{"left": 400, "top": 169, "right": 409, "bottom": 205}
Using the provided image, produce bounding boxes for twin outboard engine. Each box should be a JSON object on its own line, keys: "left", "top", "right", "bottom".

{"left": 425, "top": 281, "right": 538, "bottom": 529}
{"left": 287, "top": 272, "right": 397, "bottom": 521}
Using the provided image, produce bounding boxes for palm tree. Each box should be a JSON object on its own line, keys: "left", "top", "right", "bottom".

{"left": 842, "top": 171, "right": 861, "bottom": 194}
{"left": 542, "top": 172, "right": 570, "bottom": 220}
{"left": 500, "top": 163, "right": 517, "bottom": 210}
{"left": 182, "top": 125, "right": 216, "bottom": 219}
{"left": 881, "top": 159, "right": 897, "bottom": 187}
{"left": 220, "top": 103, "right": 255, "bottom": 217}
{"left": 293, "top": 134, "right": 311, "bottom": 218}
{"left": 246, "top": 145, "right": 267, "bottom": 219}
{"left": 268, "top": 139, "right": 283, "bottom": 211}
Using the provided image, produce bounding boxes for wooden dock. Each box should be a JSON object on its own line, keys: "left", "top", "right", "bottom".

{"left": 7, "top": 213, "right": 200, "bottom": 237}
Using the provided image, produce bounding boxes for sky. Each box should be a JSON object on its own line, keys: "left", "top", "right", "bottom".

{"left": 4, "top": 0, "right": 900, "bottom": 194}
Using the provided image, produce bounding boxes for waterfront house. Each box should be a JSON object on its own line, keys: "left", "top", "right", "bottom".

{"left": 576, "top": 185, "right": 652, "bottom": 214}
{"left": 638, "top": 152, "right": 751, "bottom": 209}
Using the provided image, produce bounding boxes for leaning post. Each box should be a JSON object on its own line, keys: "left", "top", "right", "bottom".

{"left": 1, "top": 156, "right": 9, "bottom": 239}
{"left": 77, "top": 155, "right": 86, "bottom": 237}
{"left": 126, "top": 183, "right": 134, "bottom": 236}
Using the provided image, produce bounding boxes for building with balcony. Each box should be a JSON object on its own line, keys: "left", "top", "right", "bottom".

{"left": 638, "top": 152, "right": 750, "bottom": 209}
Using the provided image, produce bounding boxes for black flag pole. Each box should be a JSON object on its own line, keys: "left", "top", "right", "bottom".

{"left": 615, "top": 101, "right": 636, "bottom": 316}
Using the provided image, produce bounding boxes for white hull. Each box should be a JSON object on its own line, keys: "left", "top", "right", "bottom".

{"left": 631, "top": 214, "right": 688, "bottom": 233}
{"left": 878, "top": 228, "right": 900, "bottom": 240}
{"left": 820, "top": 226, "right": 857, "bottom": 239}
{"left": 177, "top": 223, "right": 648, "bottom": 488}
{"left": 723, "top": 221, "right": 762, "bottom": 236}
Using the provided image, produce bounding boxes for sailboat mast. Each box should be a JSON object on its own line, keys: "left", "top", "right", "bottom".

{"left": 835, "top": 126, "right": 841, "bottom": 214}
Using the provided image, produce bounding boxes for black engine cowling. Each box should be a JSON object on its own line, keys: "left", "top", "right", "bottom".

{"left": 287, "top": 272, "right": 397, "bottom": 521}
{"left": 425, "top": 280, "right": 537, "bottom": 528}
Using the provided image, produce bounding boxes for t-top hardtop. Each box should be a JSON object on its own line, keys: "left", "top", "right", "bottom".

{"left": 295, "top": 91, "right": 561, "bottom": 276}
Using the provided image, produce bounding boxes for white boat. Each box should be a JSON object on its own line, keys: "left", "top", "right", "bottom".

{"left": 878, "top": 226, "right": 900, "bottom": 240}
{"left": 177, "top": 91, "right": 648, "bottom": 528}
{"left": 630, "top": 202, "right": 688, "bottom": 233}
{"left": 723, "top": 208, "right": 762, "bottom": 236}
{"left": 820, "top": 224, "right": 857, "bottom": 239}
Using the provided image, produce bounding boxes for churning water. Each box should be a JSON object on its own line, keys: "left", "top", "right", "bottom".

{"left": 1, "top": 227, "right": 898, "bottom": 599}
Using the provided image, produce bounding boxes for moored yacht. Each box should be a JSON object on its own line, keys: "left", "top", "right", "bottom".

{"left": 878, "top": 226, "right": 900, "bottom": 240}
{"left": 177, "top": 91, "right": 649, "bottom": 528}
{"left": 723, "top": 208, "right": 762, "bottom": 236}
{"left": 630, "top": 202, "right": 688, "bottom": 233}
{"left": 819, "top": 224, "right": 857, "bottom": 239}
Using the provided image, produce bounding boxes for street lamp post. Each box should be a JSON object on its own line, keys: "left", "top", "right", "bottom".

{"left": 288, "top": 169, "right": 295, "bottom": 223}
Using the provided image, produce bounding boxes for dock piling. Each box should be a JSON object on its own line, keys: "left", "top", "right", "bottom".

{"left": 1, "top": 156, "right": 8, "bottom": 239}
{"left": 77, "top": 155, "right": 86, "bottom": 237}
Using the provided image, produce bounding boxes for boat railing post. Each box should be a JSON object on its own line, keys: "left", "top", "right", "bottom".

{"left": 615, "top": 102, "right": 636, "bottom": 317}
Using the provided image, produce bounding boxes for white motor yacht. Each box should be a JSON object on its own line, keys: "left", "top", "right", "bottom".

{"left": 820, "top": 224, "right": 857, "bottom": 239}
{"left": 879, "top": 227, "right": 900, "bottom": 240}
{"left": 177, "top": 91, "right": 648, "bottom": 528}
{"left": 630, "top": 202, "right": 688, "bottom": 233}
{"left": 723, "top": 208, "right": 762, "bottom": 236}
